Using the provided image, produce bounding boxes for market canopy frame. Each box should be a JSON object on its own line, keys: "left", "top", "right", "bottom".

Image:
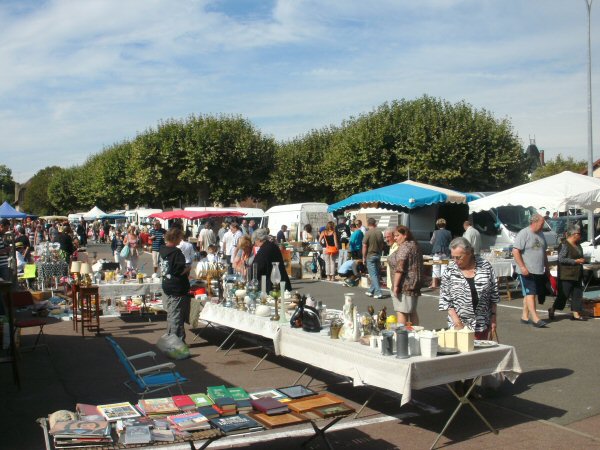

{"left": 148, "top": 210, "right": 246, "bottom": 220}
{"left": 327, "top": 180, "right": 478, "bottom": 214}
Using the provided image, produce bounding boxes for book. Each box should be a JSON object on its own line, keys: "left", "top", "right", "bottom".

{"left": 312, "top": 403, "right": 355, "bottom": 419}
{"left": 138, "top": 397, "right": 179, "bottom": 416}
{"left": 249, "top": 411, "right": 310, "bottom": 429}
{"left": 236, "top": 399, "right": 253, "bottom": 414}
{"left": 287, "top": 393, "right": 344, "bottom": 414}
{"left": 276, "top": 385, "right": 317, "bottom": 400}
{"left": 167, "top": 411, "right": 211, "bottom": 431}
{"left": 207, "top": 385, "right": 231, "bottom": 401}
{"left": 228, "top": 387, "right": 250, "bottom": 401}
{"left": 50, "top": 419, "right": 111, "bottom": 438}
{"left": 214, "top": 396, "right": 237, "bottom": 410}
{"left": 75, "top": 403, "right": 101, "bottom": 419}
{"left": 250, "top": 397, "right": 290, "bottom": 415}
{"left": 189, "top": 393, "right": 214, "bottom": 408}
{"left": 96, "top": 402, "right": 141, "bottom": 421}
{"left": 211, "top": 403, "right": 237, "bottom": 417}
{"left": 116, "top": 416, "right": 154, "bottom": 435}
{"left": 209, "top": 414, "right": 263, "bottom": 435}
{"left": 172, "top": 395, "right": 197, "bottom": 411}
{"left": 123, "top": 425, "right": 152, "bottom": 445}
{"left": 197, "top": 406, "right": 220, "bottom": 419}
{"left": 151, "top": 429, "right": 175, "bottom": 442}
{"left": 248, "top": 389, "right": 288, "bottom": 401}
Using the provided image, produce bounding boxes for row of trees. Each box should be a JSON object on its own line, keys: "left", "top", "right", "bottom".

{"left": 16, "top": 95, "right": 572, "bottom": 215}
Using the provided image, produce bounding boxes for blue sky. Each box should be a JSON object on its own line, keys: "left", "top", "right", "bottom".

{"left": 1, "top": 0, "right": 599, "bottom": 183}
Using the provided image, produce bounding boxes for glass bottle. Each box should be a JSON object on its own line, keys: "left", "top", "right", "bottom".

{"left": 270, "top": 262, "right": 281, "bottom": 291}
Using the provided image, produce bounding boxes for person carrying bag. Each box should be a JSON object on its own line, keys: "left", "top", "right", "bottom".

{"left": 319, "top": 221, "right": 339, "bottom": 281}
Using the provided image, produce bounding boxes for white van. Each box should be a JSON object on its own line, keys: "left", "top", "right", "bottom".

{"left": 184, "top": 207, "right": 264, "bottom": 236}
{"left": 67, "top": 213, "right": 85, "bottom": 226}
{"left": 471, "top": 205, "right": 558, "bottom": 250}
{"left": 262, "top": 203, "right": 333, "bottom": 241}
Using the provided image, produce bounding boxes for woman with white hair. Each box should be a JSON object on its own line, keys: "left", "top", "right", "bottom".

{"left": 548, "top": 224, "right": 587, "bottom": 321}
{"left": 439, "top": 237, "right": 499, "bottom": 339}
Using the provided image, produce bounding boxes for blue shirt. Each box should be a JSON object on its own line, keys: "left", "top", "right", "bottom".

{"left": 349, "top": 229, "right": 364, "bottom": 252}
{"left": 149, "top": 228, "right": 166, "bottom": 252}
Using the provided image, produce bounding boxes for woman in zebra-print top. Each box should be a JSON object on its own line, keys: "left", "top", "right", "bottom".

{"left": 439, "top": 237, "right": 499, "bottom": 338}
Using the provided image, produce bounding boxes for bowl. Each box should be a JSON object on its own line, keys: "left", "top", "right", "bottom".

{"left": 255, "top": 305, "right": 271, "bottom": 317}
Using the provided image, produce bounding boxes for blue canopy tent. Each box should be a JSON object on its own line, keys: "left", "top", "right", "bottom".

{"left": 327, "top": 180, "right": 478, "bottom": 214}
{"left": 0, "top": 201, "right": 28, "bottom": 219}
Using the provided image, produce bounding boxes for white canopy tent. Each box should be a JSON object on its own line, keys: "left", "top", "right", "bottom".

{"left": 82, "top": 206, "right": 106, "bottom": 221}
{"left": 468, "top": 171, "right": 600, "bottom": 213}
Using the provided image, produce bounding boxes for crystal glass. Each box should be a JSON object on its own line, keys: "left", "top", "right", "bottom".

{"left": 270, "top": 262, "right": 281, "bottom": 288}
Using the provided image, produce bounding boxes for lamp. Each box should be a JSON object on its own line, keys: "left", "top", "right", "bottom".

{"left": 70, "top": 261, "right": 82, "bottom": 285}
{"left": 79, "top": 263, "right": 93, "bottom": 287}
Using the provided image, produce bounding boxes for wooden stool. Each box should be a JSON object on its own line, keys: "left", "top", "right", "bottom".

{"left": 77, "top": 286, "right": 100, "bottom": 336}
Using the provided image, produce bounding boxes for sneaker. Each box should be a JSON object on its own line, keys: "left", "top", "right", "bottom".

{"left": 365, "top": 292, "right": 373, "bottom": 297}
{"left": 373, "top": 294, "right": 383, "bottom": 299}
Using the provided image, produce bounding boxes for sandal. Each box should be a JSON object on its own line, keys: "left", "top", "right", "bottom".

{"left": 531, "top": 320, "right": 548, "bottom": 328}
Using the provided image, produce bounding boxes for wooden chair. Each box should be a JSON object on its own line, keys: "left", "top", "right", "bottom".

{"left": 105, "top": 336, "right": 188, "bottom": 398}
{"left": 11, "top": 290, "right": 49, "bottom": 354}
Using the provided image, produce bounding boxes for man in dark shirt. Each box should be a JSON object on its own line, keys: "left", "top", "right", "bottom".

{"left": 276, "top": 225, "right": 288, "bottom": 243}
{"left": 362, "top": 218, "right": 385, "bottom": 298}
{"left": 336, "top": 217, "right": 351, "bottom": 249}
{"left": 253, "top": 229, "right": 292, "bottom": 292}
{"left": 149, "top": 220, "right": 166, "bottom": 274}
{"left": 159, "top": 227, "right": 191, "bottom": 342}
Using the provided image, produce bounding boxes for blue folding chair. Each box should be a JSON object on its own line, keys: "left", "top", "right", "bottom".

{"left": 105, "top": 336, "right": 188, "bottom": 398}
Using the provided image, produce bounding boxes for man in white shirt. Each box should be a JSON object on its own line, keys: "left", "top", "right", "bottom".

{"left": 177, "top": 235, "right": 196, "bottom": 267}
{"left": 198, "top": 222, "right": 216, "bottom": 252}
{"left": 462, "top": 220, "right": 482, "bottom": 255}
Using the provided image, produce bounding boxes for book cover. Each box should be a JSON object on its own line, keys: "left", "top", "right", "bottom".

{"left": 123, "top": 425, "right": 152, "bottom": 445}
{"left": 151, "top": 429, "right": 175, "bottom": 442}
{"left": 250, "top": 397, "right": 289, "bottom": 415}
{"left": 138, "top": 397, "right": 179, "bottom": 415}
{"left": 214, "top": 397, "right": 237, "bottom": 409}
{"left": 167, "top": 411, "right": 210, "bottom": 431}
{"left": 209, "top": 414, "right": 263, "bottom": 435}
{"left": 116, "top": 416, "right": 154, "bottom": 434}
{"left": 189, "top": 393, "right": 213, "bottom": 407}
{"left": 172, "top": 395, "right": 196, "bottom": 411}
{"left": 197, "top": 406, "right": 220, "bottom": 419}
{"left": 248, "top": 389, "right": 288, "bottom": 401}
{"left": 207, "top": 385, "right": 231, "bottom": 401}
{"left": 96, "top": 402, "right": 141, "bottom": 421}
{"left": 211, "top": 404, "right": 237, "bottom": 416}
{"left": 276, "top": 385, "right": 317, "bottom": 400}
{"left": 75, "top": 403, "right": 101, "bottom": 418}
{"left": 228, "top": 387, "right": 250, "bottom": 401}
{"left": 50, "top": 419, "right": 110, "bottom": 437}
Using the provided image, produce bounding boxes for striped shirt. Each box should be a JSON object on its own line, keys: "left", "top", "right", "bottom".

{"left": 439, "top": 256, "right": 499, "bottom": 332}
{"left": 0, "top": 235, "right": 7, "bottom": 268}
{"left": 149, "top": 228, "right": 165, "bottom": 252}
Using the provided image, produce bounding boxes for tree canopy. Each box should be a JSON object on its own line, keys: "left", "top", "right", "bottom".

{"left": 16, "top": 96, "right": 531, "bottom": 214}
{"left": 531, "top": 154, "right": 587, "bottom": 180}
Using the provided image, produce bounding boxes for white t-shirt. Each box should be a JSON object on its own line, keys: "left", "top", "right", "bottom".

{"left": 177, "top": 240, "right": 195, "bottom": 265}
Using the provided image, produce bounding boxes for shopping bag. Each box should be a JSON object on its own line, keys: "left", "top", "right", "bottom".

{"left": 157, "top": 333, "right": 190, "bottom": 360}
{"left": 545, "top": 273, "right": 557, "bottom": 296}
{"left": 120, "top": 245, "right": 130, "bottom": 259}
{"left": 480, "top": 329, "right": 503, "bottom": 390}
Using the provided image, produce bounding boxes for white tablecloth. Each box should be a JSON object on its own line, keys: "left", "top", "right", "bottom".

{"left": 278, "top": 326, "right": 521, "bottom": 406}
{"left": 199, "top": 302, "right": 282, "bottom": 353}
{"left": 485, "top": 258, "right": 514, "bottom": 278}
{"left": 97, "top": 281, "right": 163, "bottom": 299}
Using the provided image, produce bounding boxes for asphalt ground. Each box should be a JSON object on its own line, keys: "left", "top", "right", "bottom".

{"left": 3, "top": 242, "right": 600, "bottom": 449}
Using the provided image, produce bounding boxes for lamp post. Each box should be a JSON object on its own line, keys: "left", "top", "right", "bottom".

{"left": 585, "top": 0, "right": 595, "bottom": 243}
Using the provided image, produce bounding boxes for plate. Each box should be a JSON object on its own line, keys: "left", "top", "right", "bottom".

{"left": 474, "top": 340, "right": 498, "bottom": 348}
{"left": 437, "top": 347, "right": 459, "bottom": 355}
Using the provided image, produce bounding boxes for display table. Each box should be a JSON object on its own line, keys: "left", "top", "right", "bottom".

{"left": 278, "top": 326, "right": 520, "bottom": 406}
{"left": 199, "top": 302, "right": 282, "bottom": 355}
{"left": 97, "top": 281, "right": 163, "bottom": 299}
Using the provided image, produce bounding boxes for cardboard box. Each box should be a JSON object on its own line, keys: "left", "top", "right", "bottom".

{"left": 31, "top": 291, "right": 51, "bottom": 302}
{"left": 583, "top": 300, "right": 600, "bottom": 317}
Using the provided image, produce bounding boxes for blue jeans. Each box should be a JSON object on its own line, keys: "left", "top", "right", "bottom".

{"left": 366, "top": 256, "right": 382, "bottom": 296}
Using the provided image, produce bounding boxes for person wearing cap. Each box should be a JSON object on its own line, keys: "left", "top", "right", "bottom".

{"left": 15, "top": 242, "right": 27, "bottom": 273}
{"left": 252, "top": 229, "right": 292, "bottom": 292}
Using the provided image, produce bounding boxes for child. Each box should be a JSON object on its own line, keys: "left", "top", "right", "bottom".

{"left": 206, "top": 245, "right": 218, "bottom": 263}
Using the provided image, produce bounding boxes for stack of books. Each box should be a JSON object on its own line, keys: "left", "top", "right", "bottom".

{"left": 171, "top": 394, "right": 198, "bottom": 412}
{"left": 250, "top": 397, "right": 290, "bottom": 416}
{"left": 137, "top": 397, "right": 180, "bottom": 418}
{"left": 167, "top": 411, "right": 211, "bottom": 432}
{"left": 209, "top": 414, "right": 263, "bottom": 435}
{"left": 207, "top": 385, "right": 237, "bottom": 416}
{"left": 228, "top": 387, "right": 252, "bottom": 414}
{"left": 49, "top": 419, "right": 112, "bottom": 448}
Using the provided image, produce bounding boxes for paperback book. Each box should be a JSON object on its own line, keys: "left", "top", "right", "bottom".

{"left": 137, "top": 397, "right": 179, "bottom": 416}
{"left": 172, "top": 395, "right": 197, "bottom": 411}
{"left": 248, "top": 389, "right": 288, "bottom": 401}
{"left": 96, "top": 402, "right": 141, "bottom": 421}
{"left": 207, "top": 385, "right": 231, "bottom": 401}
{"left": 228, "top": 387, "right": 250, "bottom": 401}
{"left": 188, "top": 393, "right": 213, "bottom": 408}
{"left": 167, "top": 411, "right": 211, "bottom": 431}
{"left": 209, "top": 414, "right": 263, "bottom": 435}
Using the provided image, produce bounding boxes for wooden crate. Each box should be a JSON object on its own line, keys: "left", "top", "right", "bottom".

{"left": 583, "top": 300, "right": 600, "bottom": 317}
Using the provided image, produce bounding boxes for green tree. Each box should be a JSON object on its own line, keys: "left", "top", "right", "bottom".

{"left": 531, "top": 154, "right": 586, "bottom": 180}
{"left": 0, "top": 164, "right": 15, "bottom": 204}
{"left": 23, "top": 166, "right": 64, "bottom": 215}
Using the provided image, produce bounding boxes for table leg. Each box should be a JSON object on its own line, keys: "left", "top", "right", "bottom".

{"left": 192, "top": 321, "right": 214, "bottom": 341}
{"left": 252, "top": 350, "right": 270, "bottom": 371}
{"left": 353, "top": 386, "right": 379, "bottom": 419}
{"left": 216, "top": 329, "right": 237, "bottom": 352}
{"left": 223, "top": 337, "right": 240, "bottom": 355}
{"left": 301, "top": 417, "right": 344, "bottom": 449}
{"left": 430, "top": 377, "right": 498, "bottom": 450}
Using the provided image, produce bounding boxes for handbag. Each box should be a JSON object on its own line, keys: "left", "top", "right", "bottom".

{"left": 120, "top": 245, "right": 130, "bottom": 258}
{"left": 325, "top": 245, "right": 339, "bottom": 255}
{"left": 545, "top": 273, "right": 557, "bottom": 296}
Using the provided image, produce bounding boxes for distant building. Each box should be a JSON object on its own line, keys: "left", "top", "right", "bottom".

{"left": 14, "top": 180, "right": 29, "bottom": 211}
{"left": 526, "top": 138, "right": 544, "bottom": 173}
{"left": 580, "top": 158, "right": 600, "bottom": 178}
